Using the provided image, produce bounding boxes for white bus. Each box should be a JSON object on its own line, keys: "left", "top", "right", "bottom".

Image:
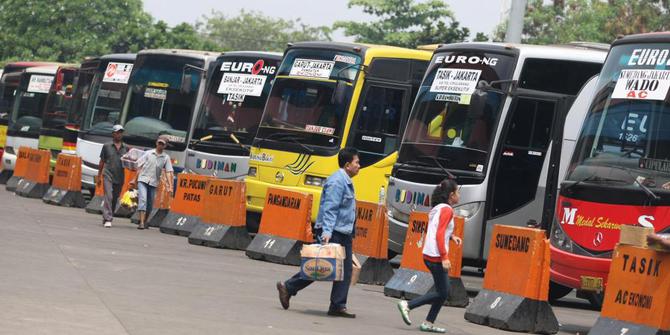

{"left": 387, "top": 42, "right": 607, "bottom": 265}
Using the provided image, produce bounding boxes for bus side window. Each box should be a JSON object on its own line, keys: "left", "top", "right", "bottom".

{"left": 351, "top": 84, "right": 408, "bottom": 168}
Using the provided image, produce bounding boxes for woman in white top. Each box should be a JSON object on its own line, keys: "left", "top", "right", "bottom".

{"left": 397, "top": 179, "right": 462, "bottom": 333}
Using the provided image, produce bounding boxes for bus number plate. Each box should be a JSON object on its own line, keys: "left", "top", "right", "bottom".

{"left": 580, "top": 276, "right": 603, "bottom": 292}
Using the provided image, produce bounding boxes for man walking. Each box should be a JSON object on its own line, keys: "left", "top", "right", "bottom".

{"left": 276, "top": 147, "right": 360, "bottom": 318}
{"left": 132, "top": 135, "right": 173, "bottom": 230}
{"left": 97, "top": 125, "right": 128, "bottom": 228}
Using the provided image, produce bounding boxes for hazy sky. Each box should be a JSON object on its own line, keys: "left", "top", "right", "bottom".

{"left": 143, "top": 0, "right": 506, "bottom": 41}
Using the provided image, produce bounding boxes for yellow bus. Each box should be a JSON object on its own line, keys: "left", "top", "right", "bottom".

{"left": 245, "top": 42, "right": 433, "bottom": 232}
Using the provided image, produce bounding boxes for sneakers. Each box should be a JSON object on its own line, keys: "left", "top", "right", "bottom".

{"left": 420, "top": 322, "right": 446, "bottom": 333}
{"left": 397, "top": 300, "right": 412, "bottom": 325}
{"left": 103, "top": 222, "right": 112, "bottom": 228}
{"left": 276, "top": 281, "right": 290, "bottom": 310}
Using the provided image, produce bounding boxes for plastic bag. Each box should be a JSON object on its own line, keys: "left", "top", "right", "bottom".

{"left": 120, "top": 189, "right": 138, "bottom": 210}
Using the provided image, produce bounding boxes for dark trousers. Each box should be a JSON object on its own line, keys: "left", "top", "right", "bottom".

{"left": 408, "top": 259, "right": 450, "bottom": 323}
{"left": 284, "top": 230, "right": 353, "bottom": 311}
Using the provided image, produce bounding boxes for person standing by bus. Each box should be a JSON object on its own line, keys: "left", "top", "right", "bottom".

{"left": 97, "top": 125, "right": 128, "bottom": 228}
{"left": 396, "top": 179, "right": 462, "bottom": 333}
{"left": 131, "top": 135, "right": 173, "bottom": 230}
{"left": 276, "top": 147, "right": 360, "bottom": 318}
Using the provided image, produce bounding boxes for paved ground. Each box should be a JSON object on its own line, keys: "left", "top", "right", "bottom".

{"left": 0, "top": 188, "right": 600, "bottom": 335}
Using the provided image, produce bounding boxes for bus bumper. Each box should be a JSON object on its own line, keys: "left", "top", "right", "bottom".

{"left": 550, "top": 244, "right": 611, "bottom": 289}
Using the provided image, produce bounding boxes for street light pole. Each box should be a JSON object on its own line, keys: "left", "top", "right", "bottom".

{"left": 505, "top": 0, "right": 527, "bottom": 43}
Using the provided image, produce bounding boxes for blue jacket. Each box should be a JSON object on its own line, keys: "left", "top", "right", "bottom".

{"left": 315, "top": 169, "right": 356, "bottom": 238}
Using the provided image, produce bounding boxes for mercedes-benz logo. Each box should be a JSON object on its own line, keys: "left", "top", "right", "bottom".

{"left": 275, "top": 171, "right": 285, "bottom": 183}
{"left": 593, "top": 232, "right": 604, "bottom": 247}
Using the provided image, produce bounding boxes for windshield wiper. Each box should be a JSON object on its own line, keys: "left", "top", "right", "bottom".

{"left": 417, "top": 155, "right": 456, "bottom": 180}
{"left": 257, "top": 131, "right": 313, "bottom": 154}
{"left": 602, "top": 164, "right": 660, "bottom": 201}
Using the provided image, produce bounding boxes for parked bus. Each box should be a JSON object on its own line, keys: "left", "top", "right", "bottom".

{"left": 37, "top": 65, "right": 79, "bottom": 168}
{"left": 61, "top": 58, "right": 103, "bottom": 155}
{"left": 2, "top": 65, "right": 64, "bottom": 174}
{"left": 186, "top": 51, "right": 282, "bottom": 178}
{"left": 551, "top": 32, "right": 670, "bottom": 307}
{"left": 76, "top": 54, "right": 136, "bottom": 189}
{"left": 245, "top": 42, "right": 433, "bottom": 232}
{"left": 386, "top": 43, "right": 607, "bottom": 262}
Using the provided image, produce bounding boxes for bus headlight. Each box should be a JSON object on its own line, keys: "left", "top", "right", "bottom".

{"left": 248, "top": 167, "right": 257, "bottom": 177}
{"left": 551, "top": 222, "right": 573, "bottom": 252}
{"left": 453, "top": 202, "right": 482, "bottom": 219}
{"left": 305, "top": 175, "right": 325, "bottom": 187}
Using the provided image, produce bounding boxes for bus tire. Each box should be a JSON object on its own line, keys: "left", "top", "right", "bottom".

{"left": 586, "top": 291, "right": 604, "bottom": 310}
{"left": 387, "top": 249, "right": 398, "bottom": 260}
{"left": 548, "top": 281, "right": 572, "bottom": 301}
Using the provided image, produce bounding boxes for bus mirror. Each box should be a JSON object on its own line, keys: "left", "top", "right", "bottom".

{"left": 180, "top": 73, "right": 193, "bottom": 95}
{"left": 469, "top": 89, "right": 488, "bottom": 114}
{"left": 331, "top": 80, "right": 348, "bottom": 105}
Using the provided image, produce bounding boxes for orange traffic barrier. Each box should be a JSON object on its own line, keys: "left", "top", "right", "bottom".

{"left": 16, "top": 149, "right": 51, "bottom": 198}
{"left": 43, "top": 154, "right": 85, "bottom": 207}
{"left": 352, "top": 201, "right": 394, "bottom": 285}
{"left": 6, "top": 147, "right": 32, "bottom": 192}
{"left": 159, "top": 173, "right": 210, "bottom": 236}
{"left": 85, "top": 177, "right": 105, "bottom": 214}
{"left": 188, "top": 179, "right": 250, "bottom": 250}
{"left": 464, "top": 225, "right": 558, "bottom": 334}
{"left": 245, "top": 187, "right": 313, "bottom": 265}
{"left": 133, "top": 173, "right": 173, "bottom": 227}
{"left": 384, "top": 211, "right": 468, "bottom": 306}
{"left": 113, "top": 168, "right": 138, "bottom": 217}
{"left": 589, "top": 244, "right": 670, "bottom": 335}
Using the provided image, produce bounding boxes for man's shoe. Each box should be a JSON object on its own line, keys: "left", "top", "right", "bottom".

{"left": 397, "top": 300, "right": 412, "bottom": 325}
{"left": 276, "top": 281, "right": 290, "bottom": 310}
{"left": 327, "top": 308, "right": 356, "bottom": 318}
{"left": 104, "top": 222, "right": 112, "bottom": 228}
{"left": 419, "top": 322, "right": 446, "bottom": 333}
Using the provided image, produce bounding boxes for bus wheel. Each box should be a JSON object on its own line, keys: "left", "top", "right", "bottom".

{"left": 548, "top": 281, "right": 572, "bottom": 301}
{"left": 586, "top": 291, "right": 604, "bottom": 310}
{"left": 387, "top": 249, "right": 398, "bottom": 260}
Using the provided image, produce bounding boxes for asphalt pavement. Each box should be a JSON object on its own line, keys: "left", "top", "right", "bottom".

{"left": 0, "top": 188, "right": 600, "bottom": 334}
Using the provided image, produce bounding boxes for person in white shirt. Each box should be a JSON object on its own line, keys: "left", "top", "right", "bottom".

{"left": 131, "top": 135, "right": 174, "bottom": 229}
{"left": 396, "top": 179, "right": 462, "bottom": 333}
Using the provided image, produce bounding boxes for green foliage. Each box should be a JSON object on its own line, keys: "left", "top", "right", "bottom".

{"left": 334, "top": 0, "right": 472, "bottom": 48}
{"left": 495, "top": 0, "right": 670, "bottom": 44}
{"left": 200, "top": 10, "right": 332, "bottom": 52}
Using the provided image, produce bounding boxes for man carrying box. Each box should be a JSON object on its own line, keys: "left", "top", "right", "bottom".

{"left": 276, "top": 147, "right": 360, "bottom": 318}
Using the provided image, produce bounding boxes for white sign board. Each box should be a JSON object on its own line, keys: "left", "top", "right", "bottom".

{"left": 27, "top": 75, "right": 54, "bottom": 94}
{"left": 289, "top": 59, "right": 335, "bottom": 79}
{"left": 217, "top": 73, "right": 266, "bottom": 97}
{"left": 103, "top": 62, "right": 134, "bottom": 84}
{"left": 612, "top": 69, "right": 670, "bottom": 101}
{"left": 430, "top": 68, "right": 481, "bottom": 95}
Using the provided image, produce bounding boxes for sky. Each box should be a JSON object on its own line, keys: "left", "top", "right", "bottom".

{"left": 143, "top": 0, "right": 507, "bottom": 41}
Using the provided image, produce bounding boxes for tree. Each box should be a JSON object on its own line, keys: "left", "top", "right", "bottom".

{"left": 334, "top": 0, "right": 474, "bottom": 48}
{"left": 201, "top": 10, "right": 332, "bottom": 52}
{"left": 495, "top": 0, "right": 670, "bottom": 44}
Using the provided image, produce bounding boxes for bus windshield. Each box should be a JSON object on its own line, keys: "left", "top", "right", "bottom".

{"left": 255, "top": 48, "right": 361, "bottom": 149}
{"left": 123, "top": 55, "right": 203, "bottom": 150}
{"left": 569, "top": 43, "right": 670, "bottom": 190}
{"left": 192, "top": 55, "right": 279, "bottom": 147}
{"left": 399, "top": 51, "right": 516, "bottom": 173}
{"left": 82, "top": 61, "right": 134, "bottom": 135}
{"left": 41, "top": 69, "right": 77, "bottom": 131}
{"left": 9, "top": 73, "right": 54, "bottom": 134}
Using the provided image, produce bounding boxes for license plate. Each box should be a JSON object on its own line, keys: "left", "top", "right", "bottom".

{"left": 580, "top": 276, "right": 603, "bottom": 292}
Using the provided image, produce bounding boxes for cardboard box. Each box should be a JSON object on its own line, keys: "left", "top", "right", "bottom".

{"left": 619, "top": 225, "right": 654, "bottom": 247}
{"left": 300, "top": 243, "right": 345, "bottom": 281}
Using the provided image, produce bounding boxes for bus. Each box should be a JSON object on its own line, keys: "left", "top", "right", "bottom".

{"left": 76, "top": 54, "right": 136, "bottom": 189}
{"left": 2, "top": 65, "right": 64, "bottom": 174}
{"left": 186, "top": 51, "right": 282, "bottom": 178}
{"left": 37, "top": 65, "right": 79, "bottom": 168}
{"left": 386, "top": 43, "right": 607, "bottom": 262}
{"left": 550, "top": 32, "right": 670, "bottom": 307}
{"left": 245, "top": 42, "right": 433, "bottom": 232}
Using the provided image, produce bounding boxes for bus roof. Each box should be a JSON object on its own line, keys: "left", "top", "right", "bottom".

{"left": 287, "top": 41, "right": 433, "bottom": 61}
{"left": 100, "top": 53, "right": 137, "bottom": 62}
{"left": 219, "top": 51, "right": 283, "bottom": 59}
{"left": 138, "top": 49, "right": 218, "bottom": 60}
{"left": 24, "top": 65, "right": 65, "bottom": 75}
{"left": 3, "top": 61, "right": 61, "bottom": 74}
{"left": 612, "top": 32, "right": 670, "bottom": 46}
{"left": 437, "top": 42, "right": 607, "bottom": 63}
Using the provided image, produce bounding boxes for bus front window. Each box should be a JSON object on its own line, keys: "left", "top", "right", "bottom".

{"left": 9, "top": 73, "right": 54, "bottom": 134}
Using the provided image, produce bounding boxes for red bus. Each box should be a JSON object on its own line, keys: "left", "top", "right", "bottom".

{"left": 550, "top": 32, "right": 670, "bottom": 307}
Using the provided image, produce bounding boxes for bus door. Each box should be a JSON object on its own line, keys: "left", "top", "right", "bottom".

{"left": 483, "top": 90, "right": 573, "bottom": 258}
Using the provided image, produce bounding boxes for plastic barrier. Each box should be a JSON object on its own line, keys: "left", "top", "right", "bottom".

{"left": 131, "top": 177, "right": 172, "bottom": 228}
{"left": 464, "top": 225, "right": 558, "bottom": 334}
{"left": 42, "top": 154, "right": 85, "bottom": 207}
{"left": 351, "top": 201, "right": 394, "bottom": 285}
{"left": 245, "top": 187, "right": 313, "bottom": 265}
{"left": 588, "top": 244, "right": 670, "bottom": 335}
{"left": 16, "top": 149, "right": 51, "bottom": 198}
{"left": 113, "top": 168, "right": 138, "bottom": 217}
{"left": 85, "top": 177, "right": 105, "bottom": 214}
{"left": 5, "top": 147, "right": 31, "bottom": 191}
{"left": 384, "top": 212, "right": 468, "bottom": 307}
{"left": 159, "top": 173, "right": 209, "bottom": 236}
{"left": 188, "top": 179, "right": 250, "bottom": 250}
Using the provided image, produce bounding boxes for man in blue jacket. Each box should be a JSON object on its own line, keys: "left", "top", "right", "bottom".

{"left": 277, "top": 147, "right": 360, "bottom": 318}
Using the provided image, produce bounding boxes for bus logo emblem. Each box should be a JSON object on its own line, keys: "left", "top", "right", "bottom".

{"left": 275, "top": 171, "right": 285, "bottom": 183}
{"left": 593, "top": 232, "right": 604, "bottom": 247}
